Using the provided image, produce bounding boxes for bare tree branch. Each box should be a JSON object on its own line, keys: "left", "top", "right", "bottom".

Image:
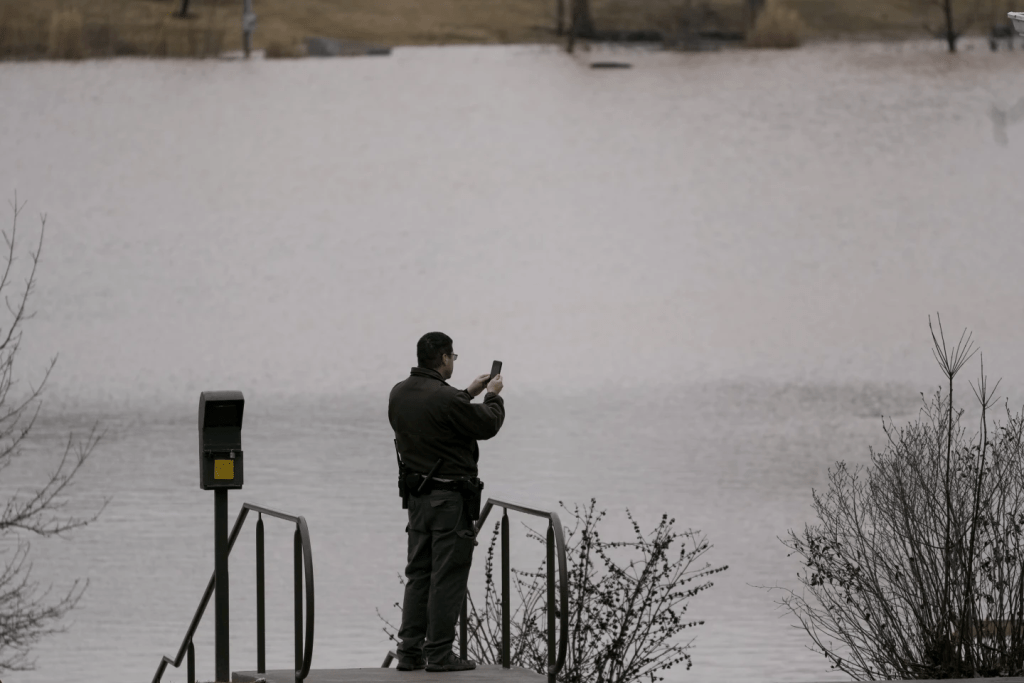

{"left": 0, "top": 195, "right": 107, "bottom": 672}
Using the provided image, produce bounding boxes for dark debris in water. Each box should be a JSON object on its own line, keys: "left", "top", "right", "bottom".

{"left": 590, "top": 62, "right": 632, "bottom": 69}
{"left": 304, "top": 37, "right": 391, "bottom": 57}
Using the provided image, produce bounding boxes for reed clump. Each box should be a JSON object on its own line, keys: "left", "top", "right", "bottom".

{"left": 745, "top": 0, "right": 806, "bottom": 48}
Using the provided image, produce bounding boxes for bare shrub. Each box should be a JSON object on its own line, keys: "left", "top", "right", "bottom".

{"left": 46, "top": 9, "right": 85, "bottom": 60}
{"left": 745, "top": 0, "right": 805, "bottom": 48}
{"left": 753, "top": 315, "right": 1024, "bottom": 679}
{"left": 378, "top": 499, "right": 728, "bottom": 682}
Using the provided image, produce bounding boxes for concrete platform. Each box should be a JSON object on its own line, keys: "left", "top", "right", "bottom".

{"left": 230, "top": 667, "right": 1024, "bottom": 683}
{"left": 232, "top": 664, "right": 545, "bottom": 683}
{"left": 800, "top": 679, "right": 1024, "bottom": 683}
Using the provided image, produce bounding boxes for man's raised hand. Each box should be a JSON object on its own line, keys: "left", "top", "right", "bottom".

{"left": 466, "top": 373, "right": 492, "bottom": 397}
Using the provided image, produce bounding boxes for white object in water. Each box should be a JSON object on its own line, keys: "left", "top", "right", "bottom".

{"left": 1010, "top": 12, "right": 1024, "bottom": 36}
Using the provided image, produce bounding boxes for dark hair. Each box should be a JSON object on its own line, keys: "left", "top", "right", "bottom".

{"left": 417, "top": 332, "right": 453, "bottom": 370}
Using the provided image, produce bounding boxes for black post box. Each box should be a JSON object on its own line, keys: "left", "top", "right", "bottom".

{"left": 199, "top": 390, "right": 244, "bottom": 490}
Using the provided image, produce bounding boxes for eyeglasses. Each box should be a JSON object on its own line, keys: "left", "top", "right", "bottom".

{"left": 449, "top": 353, "right": 458, "bottom": 361}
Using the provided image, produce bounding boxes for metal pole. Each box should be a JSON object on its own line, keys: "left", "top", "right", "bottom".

{"left": 242, "top": 0, "right": 255, "bottom": 58}
{"left": 215, "top": 489, "right": 230, "bottom": 683}
{"left": 257, "top": 514, "right": 265, "bottom": 673}
{"left": 295, "top": 525, "right": 303, "bottom": 682}
{"left": 460, "top": 597, "right": 467, "bottom": 660}
{"left": 187, "top": 639, "right": 195, "bottom": 683}
{"left": 567, "top": 0, "right": 576, "bottom": 53}
{"left": 547, "top": 524, "right": 556, "bottom": 683}
{"left": 502, "top": 508, "right": 510, "bottom": 669}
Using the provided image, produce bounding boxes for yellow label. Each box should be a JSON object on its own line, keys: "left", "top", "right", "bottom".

{"left": 214, "top": 460, "right": 234, "bottom": 480}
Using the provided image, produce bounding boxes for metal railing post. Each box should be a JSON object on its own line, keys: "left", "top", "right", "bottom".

{"left": 460, "top": 596, "right": 467, "bottom": 660}
{"left": 296, "top": 517, "right": 314, "bottom": 682}
{"left": 294, "top": 524, "right": 303, "bottom": 683}
{"left": 187, "top": 640, "right": 194, "bottom": 683}
{"left": 257, "top": 513, "right": 265, "bottom": 673}
{"left": 502, "top": 508, "right": 510, "bottom": 669}
{"left": 547, "top": 523, "right": 556, "bottom": 683}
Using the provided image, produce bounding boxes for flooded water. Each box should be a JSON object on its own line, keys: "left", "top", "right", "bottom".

{"left": 1, "top": 37, "right": 1024, "bottom": 683}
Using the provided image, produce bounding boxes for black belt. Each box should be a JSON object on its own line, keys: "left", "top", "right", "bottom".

{"left": 405, "top": 473, "right": 480, "bottom": 495}
{"left": 405, "top": 475, "right": 484, "bottom": 521}
{"left": 428, "top": 480, "right": 464, "bottom": 492}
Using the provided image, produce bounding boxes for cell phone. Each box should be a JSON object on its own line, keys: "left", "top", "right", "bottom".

{"left": 488, "top": 360, "right": 502, "bottom": 383}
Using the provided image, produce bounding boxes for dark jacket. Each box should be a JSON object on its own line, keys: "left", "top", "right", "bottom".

{"left": 389, "top": 366, "right": 505, "bottom": 479}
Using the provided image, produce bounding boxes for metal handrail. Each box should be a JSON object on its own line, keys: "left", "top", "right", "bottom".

{"left": 152, "top": 502, "right": 314, "bottom": 683}
{"left": 472, "top": 498, "right": 569, "bottom": 682}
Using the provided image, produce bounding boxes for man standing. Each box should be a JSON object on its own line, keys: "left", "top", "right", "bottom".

{"left": 389, "top": 332, "right": 505, "bottom": 673}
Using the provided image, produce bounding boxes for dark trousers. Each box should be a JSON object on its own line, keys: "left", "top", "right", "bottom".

{"left": 397, "top": 489, "right": 476, "bottom": 664}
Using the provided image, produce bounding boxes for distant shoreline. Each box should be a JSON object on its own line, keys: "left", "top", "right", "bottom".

{"left": 1, "top": 0, "right": 1018, "bottom": 61}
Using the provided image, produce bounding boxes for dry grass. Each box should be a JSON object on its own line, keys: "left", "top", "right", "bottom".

{"left": 1, "top": 0, "right": 1024, "bottom": 60}
{"left": 265, "top": 39, "right": 307, "bottom": 58}
{"left": 0, "top": 0, "right": 227, "bottom": 59}
{"left": 150, "top": 15, "right": 226, "bottom": 57}
{"left": 256, "top": 16, "right": 306, "bottom": 57}
{"left": 787, "top": 0, "right": 1024, "bottom": 40}
{"left": 746, "top": 0, "right": 807, "bottom": 47}
{"left": 0, "top": 2, "right": 47, "bottom": 58}
{"left": 47, "top": 9, "right": 85, "bottom": 59}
